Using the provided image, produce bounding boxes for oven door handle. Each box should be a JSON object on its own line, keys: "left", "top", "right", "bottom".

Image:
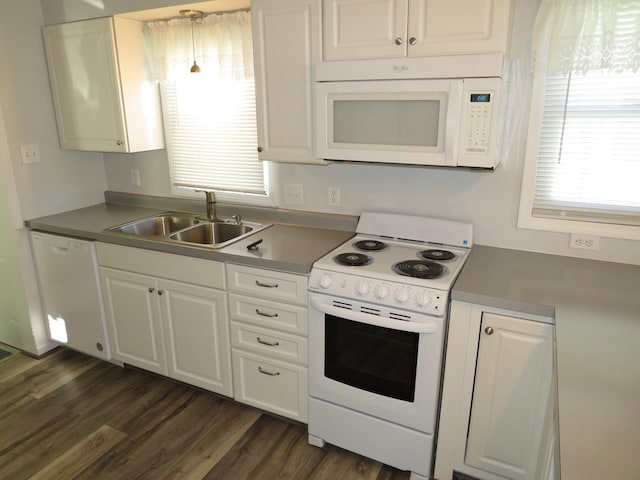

{"left": 310, "top": 298, "right": 439, "bottom": 334}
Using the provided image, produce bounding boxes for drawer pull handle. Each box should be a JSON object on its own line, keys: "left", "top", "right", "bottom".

{"left": 255, "top": 309, "right": 279, "bottom": 318}
{"left": 257, "top": 337, "right": 280, "bottom": 347}
{"left": 258, "top": 366, "right": 280, "bottom": 376}
{"left": 255, "top": 280, "right": 278, "bottom": 288}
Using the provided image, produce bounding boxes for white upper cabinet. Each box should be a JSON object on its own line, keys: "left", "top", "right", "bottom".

{"left": 323, "top": 0, "right": 512, "bottom": 61}
{"left": 43, "top": 17, "right": 164, "bottom": 153}
{"left": 252, "top": 0, "right": 325, "bottom": 164}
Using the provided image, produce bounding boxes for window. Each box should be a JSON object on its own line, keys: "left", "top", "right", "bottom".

{"left": 518, "top": 0, "right": 640, "bottom": 240}
{"left": 145, "top": 11, "right": 270, "bottom": 204}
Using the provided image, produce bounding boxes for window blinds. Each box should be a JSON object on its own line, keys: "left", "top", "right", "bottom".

{"left": 161, "top": 78, "right": 265, "bottom": 195}
{"left": 530, "top": 0, "right": 640, "bottom": 227}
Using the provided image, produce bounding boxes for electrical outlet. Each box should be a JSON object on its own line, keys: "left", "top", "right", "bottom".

{"left": 20, "top": 144, "right": 40, "bottom": 164}
{"left": 283, "top": 183, "right": 304, "bottom": 206}
{"left": 569, "top": 233, "right": 600, "bottom": 250}
{"left": 130, "top": 169, "right": 141, "bottom": 187}
{"left": 328, "top": 186, "right": 341, "bottom": 207}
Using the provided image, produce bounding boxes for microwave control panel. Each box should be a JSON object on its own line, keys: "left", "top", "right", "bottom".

{"left": 463, "top": 92, "right": 493, "bottom": 155}
{"left": 458, "top": 77, "right": 502, "bottom": 168}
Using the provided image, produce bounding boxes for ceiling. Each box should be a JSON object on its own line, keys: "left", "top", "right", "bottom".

{"left": 117, "top": 0, "right": 250, "bottom": 21}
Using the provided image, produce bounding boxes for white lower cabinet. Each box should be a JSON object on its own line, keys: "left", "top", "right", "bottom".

{"left": 97, "top": 244, "right": 232, "bottom": 397}
{"left": 435, "top": 302, "right": 558, "bottom": 480}
{"left": 99, "top": 267, "right": 165, "bottom": 374}
{"left": 227, "top": 264, "right": 309, "bottom": 422}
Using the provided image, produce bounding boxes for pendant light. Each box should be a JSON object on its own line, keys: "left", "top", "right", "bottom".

{"left": 180, "top": 9, "right": 204, "bottom": 73}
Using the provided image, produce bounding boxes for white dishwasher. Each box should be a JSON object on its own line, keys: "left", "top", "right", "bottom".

{"left": 30, "top": 231, "right": 112, "bottom": 360}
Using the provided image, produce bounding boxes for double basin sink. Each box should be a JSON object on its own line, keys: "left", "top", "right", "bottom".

{"left": 105, "top": 212, "right": 269, "bottom": 249}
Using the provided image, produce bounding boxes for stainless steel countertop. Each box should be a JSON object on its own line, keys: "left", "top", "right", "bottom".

{"left": 25, "top": 202, "right": 356, "bottom": 274}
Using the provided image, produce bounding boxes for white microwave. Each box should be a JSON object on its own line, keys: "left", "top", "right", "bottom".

{"left": 315, "top": 58, "right": 504, "bottom": 168}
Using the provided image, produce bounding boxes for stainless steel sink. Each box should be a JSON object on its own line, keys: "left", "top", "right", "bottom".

{"left": 109, "top": 213, "right": 200, "bottom": 236}
{"left": 169, "top": 222, "right": 255, "bottom": 246}
{"left": 104, "top": 212, "right": 269, "bottom": 249}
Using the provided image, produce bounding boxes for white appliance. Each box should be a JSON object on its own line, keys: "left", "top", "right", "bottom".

{"left": 315, "top": 54, "right": 505, "bottom": 168}
{"left": 307, "top": 212, "right": 473, "bottom": 480}
{"left": 30, "top": 232, "right": 111, "bottom": 360}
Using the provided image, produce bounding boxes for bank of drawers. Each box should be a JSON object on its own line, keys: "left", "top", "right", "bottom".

{"left": 227, "top": 264, "right": 309, "bottom": 422}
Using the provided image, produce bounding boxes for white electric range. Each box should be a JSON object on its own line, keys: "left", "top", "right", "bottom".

{"left": 307, "top": 212, "right": 473, "bottom": 480}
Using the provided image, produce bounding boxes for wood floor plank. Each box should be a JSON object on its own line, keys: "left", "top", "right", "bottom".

{"left": 0, "top": 351, "right": 44, "bottom": 382}
{"left": 155, "top": 401, "right": 262, "bottom": 480}
{"left": 79, "top": 389, "right": 254, "bottom": 480}
{"left": 0, "top": 349, "right": 412, "bottom": 480}
{"left": 28, "top": 351, "right": 99, "bottom": 399}
{"left": 27, "top": 424, "right": 127, "bottom": 480}
{"left": 307, "top": 446, "right": 384, "bottom": 480}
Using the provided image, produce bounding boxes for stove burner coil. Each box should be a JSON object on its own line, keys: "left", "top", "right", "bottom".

{"left": 393, "top": 260, "right": 444, "bottom": 279}
{"left": 334, "top": 252, "right": 373, "bottom": 266}
{"left": 419, "top": 249, "right": 455, "bottom": 261}
{"left": 353, "top": 239, "right": 388, "bottom": 251}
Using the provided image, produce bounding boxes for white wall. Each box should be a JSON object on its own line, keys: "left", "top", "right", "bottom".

{"left": 32, "top": 0, "right": 640, "bottom": 266}
{"left": 0, "top": 0, "right": 107, "bottom": 220}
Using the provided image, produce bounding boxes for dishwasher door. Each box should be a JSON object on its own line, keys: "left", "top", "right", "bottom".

{"left": 30, "top": 232, "right": 111, "bottom": 360}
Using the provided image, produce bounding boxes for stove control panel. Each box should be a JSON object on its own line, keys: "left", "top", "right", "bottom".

{"left": 309, "top": 269, "right": 448, "bottom": 316}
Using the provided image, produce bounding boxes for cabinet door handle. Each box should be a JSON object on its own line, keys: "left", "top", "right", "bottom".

{"left": 116, "top": 140, "right": 123, "bottom": 145}
{"left": 395, "top": 37, "right": 403, "bottom": 45}
{"left": 257, "top": 337, "right": 280, "bottom": 347}
{"left": 258, "top": 366, "right": 280, "bottom": 376}
{"left": 255, "top": 308, "right": 279, "bottom": 318}
{"left": 257, "top": 146, "right": 263, "bottom": 153}
{"left": 409, "top": 37, "right": 417, "bottom": 45}
{"left": 255, "top": 280, "right": 278, "bottom": 288}
{"left": 484, "top": 326, "right": 494, "bottom": 335}
{"left": 148, "top": 287, "right": 155, "bottom": 293}
{"left": 158, "top": 290, "right": 164, "bottom": 296}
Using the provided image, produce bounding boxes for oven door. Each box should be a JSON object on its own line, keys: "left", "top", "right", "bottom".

{"left": 308, "top": 294, "right": 445, "bottom": 433}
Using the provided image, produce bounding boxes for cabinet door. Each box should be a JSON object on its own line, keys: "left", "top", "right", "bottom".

{"left": 252, "top": 0, "right": 325, "bottom": 164}
{"left": 323, "top": 0, "right": 408, "bottom": 60}
{"left": 465, "top": 312, "right": 553, "bottom": 480}
{"left": 407, "top": 0, "right": 511, "bottom": 57}
{"left": 43, "top": 18, "right": 127, "bottom": 152}
{"left": 99, "top": 267, "right": 166, "bottom": 375}
{"left": 159, "top": 280, "right": 233, "bottom": 397}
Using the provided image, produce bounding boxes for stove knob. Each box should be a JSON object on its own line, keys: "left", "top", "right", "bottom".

{"left": 318, "top": 273, "right": 333, "bottom": 289}
{"left": 415, "top": 290, "right": 431, "bottom": 307}
{"left": 374, "top": 284, "right": 390, "bottom": 300}
{"left": 355, "top": 280, "right": 370, "bottom": 297}
{"left": 394, "top": 288, "right": 410, "bottom": 304}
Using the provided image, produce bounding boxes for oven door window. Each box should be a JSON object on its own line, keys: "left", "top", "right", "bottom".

{"left": 325, "top": 314, "right": 419, "bottom": 402}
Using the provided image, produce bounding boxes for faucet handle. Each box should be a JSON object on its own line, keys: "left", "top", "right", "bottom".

{"left": 231, "top": 214, "right": 242, "bottom": 224}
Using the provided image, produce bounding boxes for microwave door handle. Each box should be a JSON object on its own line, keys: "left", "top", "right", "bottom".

{"left": 310, "top": 298, "right": 439, "bottom": 334}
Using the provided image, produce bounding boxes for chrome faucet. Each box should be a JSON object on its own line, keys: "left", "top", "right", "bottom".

{"left": 197, "top": 190, "right": 219, "bottom": 222}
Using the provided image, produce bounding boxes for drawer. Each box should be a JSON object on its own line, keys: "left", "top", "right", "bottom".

{"left": 97, "top": 243, "right": 225, "bottom": 289}
{"left": 232, "top": 350, "right": 308, "bottom": 423}
{"left": 230, "top": 321, "right": 308, "bottom": 365}
{"left": 228, "top": 293, "right": 308, "bottom": 335}
{"left": 226, "top": 264, "right": 308, "bottom": 305}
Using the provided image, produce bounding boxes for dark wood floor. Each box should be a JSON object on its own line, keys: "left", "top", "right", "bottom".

{"left": 0, "top": 348, "right": 411, "bottom": 479}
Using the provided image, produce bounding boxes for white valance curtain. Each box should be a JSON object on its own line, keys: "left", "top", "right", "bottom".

{"left": 532, "top": 0, "right": 640, "bottom": 75}
{"left": 145, "top": 11, "right": 253, "bottom": 81}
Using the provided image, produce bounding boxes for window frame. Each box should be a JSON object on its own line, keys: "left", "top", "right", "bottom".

{"left": 517, "top": 72, "right": 640, "bottom": 241}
